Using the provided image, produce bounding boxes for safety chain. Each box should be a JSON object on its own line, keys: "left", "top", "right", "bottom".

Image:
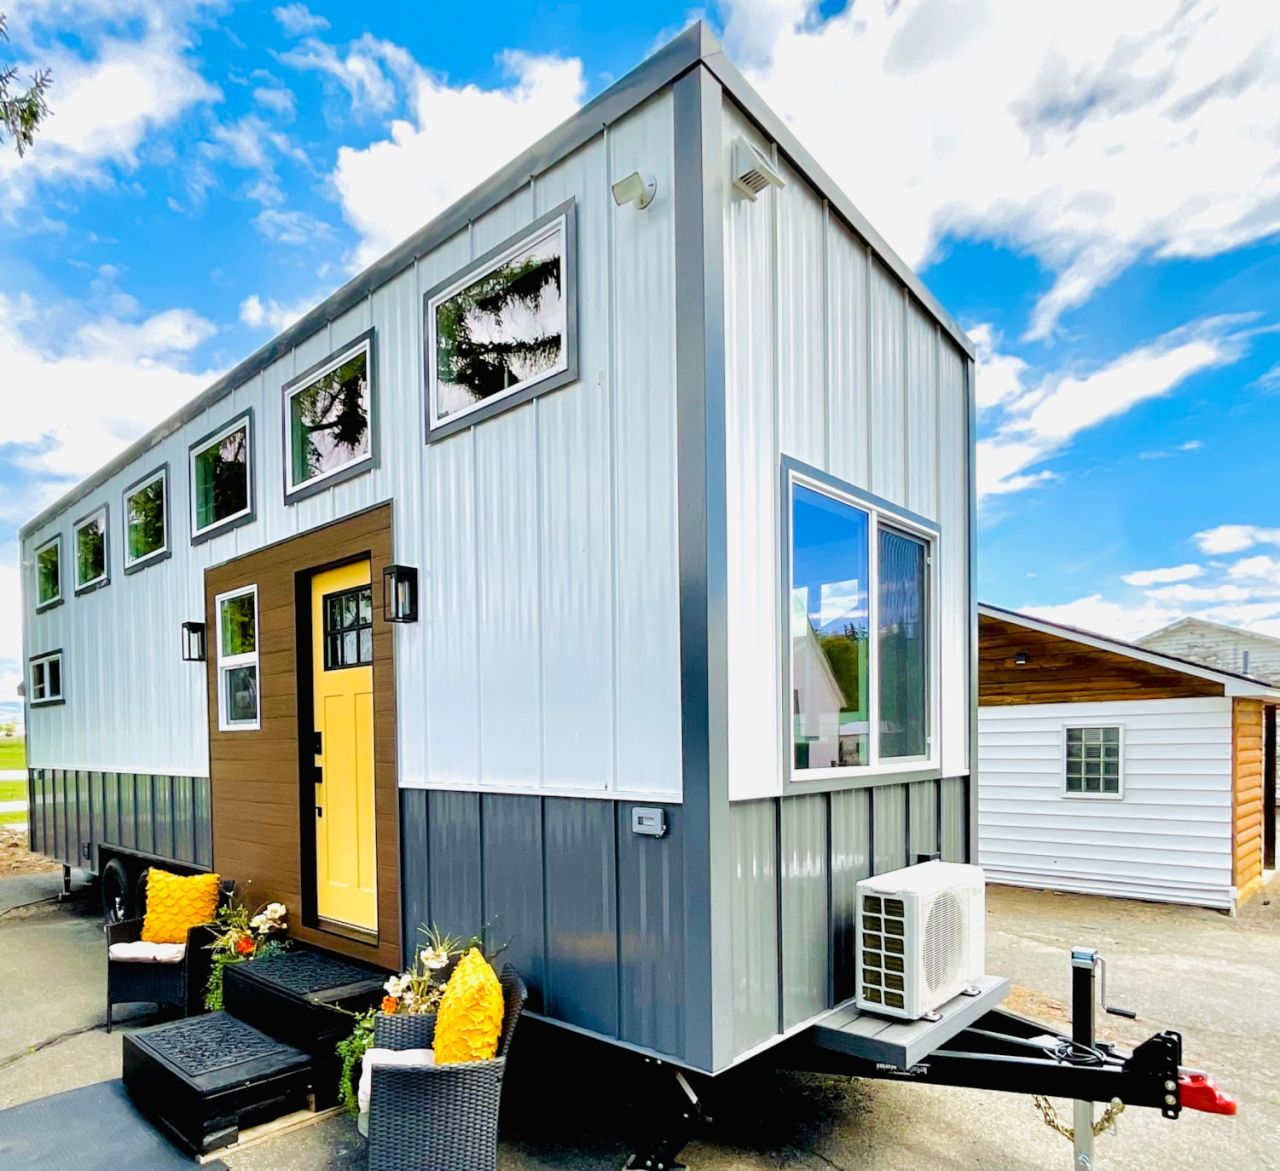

{"left": 1033, "top": 1095, "right": 1126, "bottom": 1141}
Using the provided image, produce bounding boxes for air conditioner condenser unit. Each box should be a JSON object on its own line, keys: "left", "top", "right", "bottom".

{"left": 855, "top": 861, "right": 986, "bottom": 1021}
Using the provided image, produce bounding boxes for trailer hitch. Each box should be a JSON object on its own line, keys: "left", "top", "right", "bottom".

{"left": 1178, "top": 1070, "right": 1237, "bottom": 1116}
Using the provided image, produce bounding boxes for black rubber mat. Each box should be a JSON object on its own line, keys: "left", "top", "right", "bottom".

{"left": 0, "top": 1079, "right": 227, "bottom": 1170}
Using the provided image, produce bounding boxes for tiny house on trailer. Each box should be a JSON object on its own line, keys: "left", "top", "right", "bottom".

{"left": 979, "top": 604, "right": 1279, "bottom": 913}
{"left": 19, "top": 24, "right": 1232, "bottom": 1166}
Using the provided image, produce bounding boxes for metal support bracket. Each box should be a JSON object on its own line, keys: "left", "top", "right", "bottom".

{"left": 622, "top": 1059, "right": 706, "bottom": 1171}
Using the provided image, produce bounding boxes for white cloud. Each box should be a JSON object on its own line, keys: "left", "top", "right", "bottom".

{"left": 331, "top": 49, "right": 586, "bottom": 268}
{"left": 1145, "top": 583, "right": 1255, "bottom": 604}
{"left": 277, "top": 33, "right": 416, "bottom": 115}
{"left": 970, "top": 323, "right": 1027, "bottom": 412}
{"left": 272, "top": 3, "right": 329, "bottom": 36}
{"left": 1193, "top": 524, "right": 1280, "bottom": 555}
{"left": 1023, "top": 594, "right": 1181, "bottom": 642}
{"left": 253, "top": 207, "right": 334, "bottom": 246}
{"left": 723, "top": 0, "right": 1280, "bottom": 338}
{"left": 1121, "top": 564, "right": 1203, "bottom": 587}
{"left": 239, "top": 293, "right": 311, "bottom": 332}
{"left": 253, "top": 86, "right": 297, "bottom": 119}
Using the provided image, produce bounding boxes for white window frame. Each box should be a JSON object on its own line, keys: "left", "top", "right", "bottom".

{"left": 425, "top": 202, "right": 576, "bottom": 440}
{"left": 216, "top": 585, "right": 260, "bottom": 732}
{"left": 283, "top": 332, "right": 376, "bottom": 500}
{"left": 72, "top": 505, "right": 110, "bottom": 594}
{"left": 784, "top": 463, "right": 941, "bottom": 785}
{"left": 34, "top": 534, "right": 63, "bottom": 611}
{"left": 1061, "top": 723, "right": 1125, "bottom": 800}
{"left": 190, "top": 411, "right": 255, "bottom": 542}
{"left": 29, "top": 650, "right": 64, "bottom": 707}
{"left": 122, "top": 465, "right": 169, "bottom": 571}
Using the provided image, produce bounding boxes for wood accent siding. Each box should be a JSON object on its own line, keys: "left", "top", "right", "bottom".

{"left": 205, "top": 504, "right": 399, "bottom": 970}
{"left": 1233, "top": 698, "right": 1265, "bottom": 907}
{"left": 980, "top": 614, "right": 1224, "bottom": 707}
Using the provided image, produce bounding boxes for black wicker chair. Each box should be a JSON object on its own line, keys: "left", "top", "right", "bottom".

{"left": 105, "top": 873, "right": 232, "bottom": 1032}
{"left": 366, "top": 965, "right": 528, "bottom": 1171}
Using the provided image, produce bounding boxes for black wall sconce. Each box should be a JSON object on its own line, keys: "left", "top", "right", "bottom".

{"left": 181, "top": 621, "right": 207, "bottom": 662}
{"left": 383, "top": 564, "right": 419, "bottom": 623}
{"left": 1013, "top": 650, "right": 1029, "bottom": 666}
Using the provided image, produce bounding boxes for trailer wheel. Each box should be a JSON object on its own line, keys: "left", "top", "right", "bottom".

{"left": 101, "top": 858, "right": 131, "bottom": 923}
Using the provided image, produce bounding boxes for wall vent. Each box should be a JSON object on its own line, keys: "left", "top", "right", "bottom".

{"left": 731, "top": 136, "right": 786, "bottom": 200}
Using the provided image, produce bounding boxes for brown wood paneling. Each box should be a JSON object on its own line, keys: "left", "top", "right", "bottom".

{"left": 979, "top": 614, "right": 1225, "bottom": 707}
{"left": 205, "top": 503, "right": 400, "bottom": 971}
{"left": 1233, "top": 698, "right": 1266, "bottom": 907}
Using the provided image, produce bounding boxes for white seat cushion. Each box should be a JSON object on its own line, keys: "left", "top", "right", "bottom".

{"left": 108, "top": 940, "right": 187, "bottom": 963}
{"left": 358, "top": 1046, "right": 435, "bottom": 1115}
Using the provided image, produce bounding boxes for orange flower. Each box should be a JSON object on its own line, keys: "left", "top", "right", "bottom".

{"left": 235, "top": 936, "right": 255, "bottom": 957}
{"left": 381, "top": 995, "right": 398, "bottom": 1015}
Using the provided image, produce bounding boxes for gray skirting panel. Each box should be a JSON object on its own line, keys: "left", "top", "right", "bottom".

{"left": 26, "top": 768, "right": 212, "bottom": 873}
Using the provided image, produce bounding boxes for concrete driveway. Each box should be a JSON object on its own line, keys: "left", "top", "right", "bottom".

{"left": 1, "top": 873, "right": 1274, "bottom": 1170}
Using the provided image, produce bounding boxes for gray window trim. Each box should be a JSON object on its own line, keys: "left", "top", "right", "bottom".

{"left": 121, "top": 463, "right": 172, "bottom": 574}
{"left": 189, "top": 408, "right": 256, "bottom": 545}
{"left": 424, "top": 199, "right": 579, "bottom": 443}
{"left": 282, "top": 327, "right": 379, "bottom": 504}
{"left": 33, "top": 533, "right": 63, "bottom": 612}
{"left": 29, "top": 648, "right": 65, "bottom": 707}
{"left": 71, "top": 504, "right": 111, "bottom": 596}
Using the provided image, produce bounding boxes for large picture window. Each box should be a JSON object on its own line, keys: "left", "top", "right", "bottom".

{"left": 216, "top": 585, "right": 259, "bottom": 731}
{"left": 787, "top": 466, "right": 936, "bottom": 779}
{"left": 73, "top": 506, "right": 109, "bottom": 593}
{"left": 190, "top": 411, "right": 254, "bottom": 542}
{"left": 426, "top": 202, "right": 576, "bottom": 440}
{"left": 284, "top": 332, "right": 375, "bottom": 499}
{"left": 29, "top": 650, "right": 63, "bottom": 707}
{"left": 123, "top": 466, "right": 169, "bottom": 572}
{"left": 34, "top": 535, "right": 62, "bottom": 610}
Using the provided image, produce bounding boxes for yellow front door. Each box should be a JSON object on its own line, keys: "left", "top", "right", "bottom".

{"left": 311, "top": 561, "right": 377, "bottom": 932}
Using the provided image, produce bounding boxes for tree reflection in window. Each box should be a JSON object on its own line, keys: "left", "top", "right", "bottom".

{"left": 289, "top": 349, "right": 370, "bottom": 488}
{"left": 195, "top": 424, "right": 249, "bottom": 531}
{"left": 434, "top": 227, "right": 564, "bottom": 420}
{"left": 126, "top": 474, "right": 166, "bottom": 563}
{"left": 76, "top": 512, "right": 106, "bottom": 587}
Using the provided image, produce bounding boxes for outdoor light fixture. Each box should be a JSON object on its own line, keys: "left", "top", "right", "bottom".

{"left": 611, "top": 171, "right": 657, "bottom": 210}
{"left": 181, "top": 621, "right": 207, "bottom": 662}
{"left": 1014, "top": 651, "right": 1029, "bottom": 666}
{"left": 383, "top": 564, "right": 419, "bottom": 623}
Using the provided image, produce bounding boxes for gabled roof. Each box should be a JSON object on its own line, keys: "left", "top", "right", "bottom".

{"left": 1137, "top": 614, "right": 1280, "bottom": 650}
{"left": 20, "top": 21, "right": 974, "bottom": 542}
{"left": 979, "top": 602, "right": 1280, "bottom": 700}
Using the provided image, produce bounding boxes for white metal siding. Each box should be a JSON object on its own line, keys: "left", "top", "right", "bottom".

{"left": 978, "top": 697, "right": 1236, "bottom": 909}
{"left": 720, "top": 97, "right": 973, "bottom": 801}
{"left": 21, "top": 92, "right": 684, "bottom": 802}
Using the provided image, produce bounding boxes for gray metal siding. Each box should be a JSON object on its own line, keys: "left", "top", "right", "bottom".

{"left": 780, "top": 794, "right": 829, "bottom": 1028}
{"left": 941, "top": 777, "right": 967, "bottom": 862}
{"left": 872, "top": 785, "right": 908, "bottom": 874}
{"left": 830, "top": 787, "right": 871, "bottom": 1002}
{"left": 482, "top": 794, "right": 546, "bottom": 1014}
{"left": 728, "top": 799, "right": 778, "bottom": 1055}
{"left": 426, "top": 791, "right": 483, "bottom": 940}
{"left": 909, "top": 779, "right": 940, "bottom": 861}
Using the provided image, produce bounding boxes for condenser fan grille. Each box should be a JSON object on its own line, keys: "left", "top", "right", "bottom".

{"left": 922, "top": 890, "right": 966, "bottom": 993}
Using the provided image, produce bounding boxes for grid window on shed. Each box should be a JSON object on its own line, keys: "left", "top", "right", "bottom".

{"left": 323, "top": 585, "right": 373, "bottom": 670}
{"left": 1065, "top": 726, "right": 1121, "bottom": 795}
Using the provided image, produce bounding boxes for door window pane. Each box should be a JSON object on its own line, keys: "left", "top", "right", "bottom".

{"left": 323, "top": 585, "right": 374, "bottom": 670}
{"left": 791, "top": 485, "right": 870, "bottom": 769}
{"left": 288, "top": 345, "right": 371, "bottom": 489}
{"left": 878, "top": 526, "right": 928, "bottom": 759}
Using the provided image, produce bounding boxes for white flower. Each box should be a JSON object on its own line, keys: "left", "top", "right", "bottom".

{"left": 249, "top": 914, "right": 266, "bottom": 930}
{"left": 419, "top": 947, "right": 450, "bottom": 971}
{"left": 384, "top": 974, "right": 408, "bottom": 998}
{"left": 265, "top": 903, "right": 287, "bottom": 919}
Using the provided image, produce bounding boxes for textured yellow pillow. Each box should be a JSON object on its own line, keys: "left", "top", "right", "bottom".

{"left": 141, "top": 870, "right": 221, "bottom": 944}
{"left": 433, "top": 949, "right": 503, "bottom": 1064}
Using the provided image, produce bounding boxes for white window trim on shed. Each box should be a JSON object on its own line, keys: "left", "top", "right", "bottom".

{"left": 1061, "top": 723, "right": 1125, "bottom": 800}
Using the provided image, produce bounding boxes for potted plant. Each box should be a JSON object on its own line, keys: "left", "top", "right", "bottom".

{"left": 204, "top": 896, "right": 288, "bottom": 1011}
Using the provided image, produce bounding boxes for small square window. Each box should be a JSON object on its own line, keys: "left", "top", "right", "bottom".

{"left": 73, "top": 507, "right": 109, "bottom": 593}
{"left": 34, "top": 535, "right": 62, "bottom": 610}
{"left": 191, "top": 412, "right": 254, "bottom": 541}
{"left": 284, "top": 334, "right": 375, "bottom": 499}
{"left": 29, "top": 651, "right": 64, "bottom": 706}
{"left": 1065, "top": 726, "right": 1122, "bottom": 796}
{"left": 123, "top": 466, "right": 168, "bottom": 571}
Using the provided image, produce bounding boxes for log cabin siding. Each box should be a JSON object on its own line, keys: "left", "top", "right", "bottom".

{"left": 205, "top": 504, "right": 400, "bottom": 970}
{"left": 1233, "top": 698, "right": 1265, "bottom": 906}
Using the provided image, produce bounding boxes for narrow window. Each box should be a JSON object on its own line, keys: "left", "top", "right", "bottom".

{"left": 1065, "top": 726, "right": 1122, "bottom": 796}
{"left": 123, "top": 467, "right": 168, "bottom": 571}
{"left": 73, "top": 507, "right": 109, "bottom": 593}
{"left": 427, "top": 203, "right": 575, "bottom": 438}
{"left": 191, "top": 412, "right": 253, "bottom": 540}
{"left": 323, "top": 585, "right": 374, "bottom": 670}
{"left": 34, "top": 535, "right": 62, "bottom": 610}
{"left": 285, "top": 334, "right": 374, "bottom": 498}
{"left": 29, "top": 650, "right": 63, "bottom": 706}
{"left": 878, "top": 526, "right": 929, "bottom": 760}
{"left": 216, "top": 586, "right": 259, "bottom": 731}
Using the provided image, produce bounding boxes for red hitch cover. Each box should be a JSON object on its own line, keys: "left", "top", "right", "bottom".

{"left": 1179, "top": 1071, "right": 1238, "bottom": 1115}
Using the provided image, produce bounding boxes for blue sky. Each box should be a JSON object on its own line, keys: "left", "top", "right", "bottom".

{"left": 2, "top": 1, "right": 1280, "bottom": 726}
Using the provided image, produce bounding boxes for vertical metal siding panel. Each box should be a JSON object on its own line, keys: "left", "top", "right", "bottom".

{"left": 941, "top": 777, "right": 967, "bottom": 862}
{"left": 171, "top": 775, "right": 194, "bottom": 864}
{"left": 78, "top": 771, "right": 93, "bottom": 864}
{"left": 617, "top": 801, "right": 685, "bottom": 1056}
{"left": 544, "top": 797, "right": 618, "bottom": 1036}
{"left": 481, "top": 795, "right": 546, "bottom": 1013}
{"left": 426, "top": 791, "right": 484, "bottom": 938}
{"left": 62, "top": 772, "right": 77, "bottom": 865}
{"left": 399, "top": 789, "right": 429, "bottom": 965}
{"left": 729, "top": 800, "right": 779, "bottom": 1055}
{"left": 826, "top": 220, "right": 870, "bottom": 489}
{"left": 780, "top": 794, "right": 830, "bottom": 1027}
{"left": 938, "top": 343, "right": 970, "bottom": 778}
{"left": 723, "top": 106, "right": 781, "bottom": 802}
{"left": 909, "top": 779, "right": 939, "bottom": 861}
{"left": 153, "top": 775, "right": 173, "bottom": 861}
{"left": 830, "top": 787, "right": 871, "bottom": 1001}
{"left": 475, "top": 409, "right": 542, "bottom": 788}
{"left": 610, "top": 93, "right": 683, "bottom": 798}
{"left": 872, "top": 783, "right": 907, "bottom": 874}
{"left": 868, "top": 262, "right": 906, "bottom": 504}
{"left": 193, "top": 776, "right": 212, "bottom": 868}
{"left": 423, "top": 433, "right": 480, "bottom": 786}
{"left": 776, "top": 165, "right": 826, "bottom": 467}
{"left": 136, "top": 773, "right": 155, "bottom": 856}
{"left": 469, "top": 188, "right": 535, "bottom": 258}
{"left": 102, "top": 772, "right": 118, "bottom": 847}
{"left": 905, "top": 302, "right": 939, "bottom": 520}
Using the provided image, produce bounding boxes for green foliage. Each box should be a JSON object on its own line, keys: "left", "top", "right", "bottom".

{"left": 36, "top": 543, "right": 58, "bottom": 603}
{"left": 818, "top": 623, "right": 867, "bottom": 715}
{"left": 0, "top": 13, "right": 51, "bottom": 158}
{"left": 205, "top": 938, "right": 286, "bottom": 1011}
{"left": 291, "top": 353, "right": 369, "bottom": 481}
{"left": 76, "top": 520, "right": 104, "bottom": 584}
{"left": 336, "top": 1007, "right": 376, "bottom": 1117}
{"left": 126, "top": 478, "right": 166, "bottom": 560}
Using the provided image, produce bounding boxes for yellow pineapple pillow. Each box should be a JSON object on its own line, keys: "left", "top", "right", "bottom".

{"left": 433, "top": 949, "right": 504, "bottom": 1064}
{"left": 141, "top": 870, "right": 221, "bottom": 944}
